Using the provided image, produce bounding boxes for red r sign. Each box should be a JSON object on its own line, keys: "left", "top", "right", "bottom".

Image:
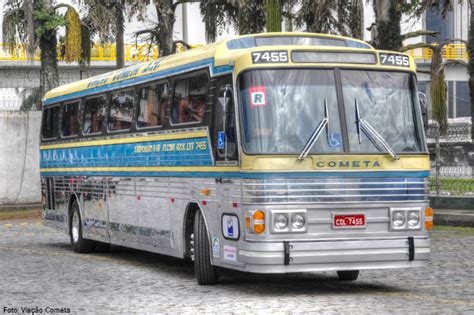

{"left": 249, "top": 86, "right": 267, "bottom": 107}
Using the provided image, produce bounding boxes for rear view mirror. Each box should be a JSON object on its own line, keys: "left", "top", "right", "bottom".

{"left": 418, "top": 91, "right": 428, "bottom": 130}
{"left": 218, "top": 84, "right": 232, "bottom": 113}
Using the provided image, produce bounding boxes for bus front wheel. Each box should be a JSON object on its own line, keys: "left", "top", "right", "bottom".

{"left": 337, "top": 270, "right": 359, "bottom": 281}
{"left": 193, "top": 210, "right": 218, "bottom": 285}
{"left": 70, "top": 200, "right": 94, "bottom": 253}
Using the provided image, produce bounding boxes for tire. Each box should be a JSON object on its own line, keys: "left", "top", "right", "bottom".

{"left": 337, "top": 270, "right": 359, "bottom": 281}
{"left": 194, "top": 211, "right": 218, "bottom": 285}
{"left": 70, "top": 200, "right": 94, "bottom": 253}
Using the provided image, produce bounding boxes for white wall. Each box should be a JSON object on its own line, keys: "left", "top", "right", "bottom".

{"left": 0, "top": 111, "right": 41, "bottom": 205}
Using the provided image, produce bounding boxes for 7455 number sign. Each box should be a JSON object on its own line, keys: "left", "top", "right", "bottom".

{"left": 379, "top": 53, "right": 410, "bottom": 67}
{"left": 252, "top": 51, "right": 288, "bottom": 64}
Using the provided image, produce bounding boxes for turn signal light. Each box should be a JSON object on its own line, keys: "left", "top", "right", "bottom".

{"left": 245, "top": 216, "right": 251, "bottom": 229}
{"left": 425, "top": 207, "right": 433, "bottom": 230}
{"left": 253, "top": 210, "right": 265, "bottom": 234}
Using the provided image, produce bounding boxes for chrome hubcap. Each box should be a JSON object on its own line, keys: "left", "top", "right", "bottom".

{"left": 72, "top": 212, "right": 80, "bottom": 243}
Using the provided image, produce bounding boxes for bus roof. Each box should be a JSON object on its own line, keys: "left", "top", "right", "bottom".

{"left": 42, "top": 32, "right": 393, "bottom": 105}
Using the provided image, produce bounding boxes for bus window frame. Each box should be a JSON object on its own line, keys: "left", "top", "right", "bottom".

{"left": 236, "top": 66, "right": 428, "bottom": 156}
{"left": 60, "top": 99, "right": 82, "bottom": 139}
{"left": 107, "top": 88, "right": 137, "bottom": 134}
{"left": 135, "top": 80, "right": 169, "bottom": 131}
{"left": 41, "top": 104, "right": 61, "bottom": 142}
{"left": 169, "top": 70, "right": 210, "bottom": 127}
{"left": 82, "top": 93, "right": 108, "bottom": 137}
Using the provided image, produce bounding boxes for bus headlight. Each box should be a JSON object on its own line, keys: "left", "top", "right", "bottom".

{"left": 271, "top": 210, "right": 307, "bottom": 233}
{"left": 390, "top": 208, "right": 422, "bottom": 231}
{"left": 274, "top": 214, "right": 289, "bottom": 230}
{"left": 393, "top": 211, "right": 405, "bottom": 228}
{"left": 291, "top": 214, "right": 305, "bottom": 230}
{"left": 407, "top": 211, "right": 420, "bottom": 228}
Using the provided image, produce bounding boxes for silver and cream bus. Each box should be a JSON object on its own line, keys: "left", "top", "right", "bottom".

{"left": 40, "top": 32, "right": 432, "bottom": 285}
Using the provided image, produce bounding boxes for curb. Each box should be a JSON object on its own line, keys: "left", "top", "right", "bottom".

{"left": 434, "top": 210, "right": 474, "bottom": 228}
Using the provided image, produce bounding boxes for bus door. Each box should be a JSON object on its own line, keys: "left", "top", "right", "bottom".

{"left": 213, "top": 77, "right": 238, "bottom": 164}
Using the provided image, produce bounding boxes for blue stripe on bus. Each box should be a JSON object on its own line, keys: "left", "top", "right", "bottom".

{"left": 43, "top": 58, "right": 233, "bottom": 105}
{"left": 40, "top": 137, "right": 213, "bottom": 168}
{"left": 40, "top": 170, "right": 430, "bottom": 178}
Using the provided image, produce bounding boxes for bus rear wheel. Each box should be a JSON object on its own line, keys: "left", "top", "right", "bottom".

{"left": 70, "top": 200, "right": 94, "bottom": 253}
{"left": 337, "top": 270, "right": 359, "bottom": 281}
{"left": 193, "top": 210, "right": 218, "bottom": 285}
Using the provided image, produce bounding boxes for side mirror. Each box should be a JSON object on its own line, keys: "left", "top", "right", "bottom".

{"left": 218, "top": 84, "right": 232, "bottom": 113}
{"left": 418, "top": 91, "right": 428, "bottom": 130}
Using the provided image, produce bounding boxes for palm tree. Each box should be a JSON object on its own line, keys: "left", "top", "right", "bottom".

{"left": 296, "top": 0, "right": 364, "bottom": 39}
{"left": 2, "top": 0, "right": 88, "bottom": 96}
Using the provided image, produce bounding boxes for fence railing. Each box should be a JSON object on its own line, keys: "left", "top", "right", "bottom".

{"left": 0, "top": 43, "right": 208, "bottom": 62}
{"left": 0, "top": 43, "right": 468, "bottom": 61}
{"left": 427, "top": 121, "right": 473, "bottom": 196}
{"left": 407, "top": 43, "right": 468, "bottom": 60}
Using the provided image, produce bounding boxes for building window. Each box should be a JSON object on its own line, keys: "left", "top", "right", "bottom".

{"left": 426, "top": 8, "right": 454, "bottom": 43}
{"left": 455, "top": 81, "right": 471, "bottom": 118}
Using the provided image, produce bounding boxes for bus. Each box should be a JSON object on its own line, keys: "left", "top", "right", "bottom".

{"left": 40, "top": 32, "right": 432, "bottom": 285}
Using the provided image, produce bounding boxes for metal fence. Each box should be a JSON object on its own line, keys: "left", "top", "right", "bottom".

{"left": 427, "top": 120, "right": 473, "bottom": 196}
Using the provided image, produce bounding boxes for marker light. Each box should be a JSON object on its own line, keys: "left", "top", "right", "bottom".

{"left": 425, "top": 207, "right": 433, "bottom": 230}
{"left": 274, "top": 214, "right": 289, "bottom": 230}
{"left": 253, "top": 210, "right": 265, "bottom": 234}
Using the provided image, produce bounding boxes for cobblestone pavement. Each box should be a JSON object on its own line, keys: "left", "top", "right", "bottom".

{"left": 0, "top": 220, "right": 473, "bottom": 314}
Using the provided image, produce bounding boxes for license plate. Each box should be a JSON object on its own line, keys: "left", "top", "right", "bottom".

{"left": 333, "top": 214, "right": 366, "bottom": 228}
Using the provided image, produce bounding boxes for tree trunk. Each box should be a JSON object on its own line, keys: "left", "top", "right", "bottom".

{"left": 39, "top": 32, "right": 59, "bottom": 96}
{"left": 469, "top": 0, "right": 474, "bottom": 141}
{"left": 265, "top": 0, "right": 281, "bottom": 32}
{"left": 373, "top": 0, "right": 402, "bottom": 50}
{"left": 435, "top": 122, "right": 441, "bottom": 196}
{"left": 115, "top": 3, "right": 125, "bottom": 69}
{"left": 155, "top": 0, "right": 175, "bottom": 57}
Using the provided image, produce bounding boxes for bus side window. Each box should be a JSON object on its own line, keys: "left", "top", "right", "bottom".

{"left": 83, "top": 95, "right": 107, "bottom": 135}
{"left": 213, "top": 79, "right": 238, "bottom": 162}
{"left": 109, "top": 89, "right": 135, "bottom": 131}
{"left": 61, "top": 101, "right": 80, "bottom": 137}
{"left": 171, "top": 74, "right": 208, "bottom": 125}
{"left": 137, "top": 83, "right": 168, "bottom": 129}
{"left": 42, "top": 106, "right": 60, "bottom": 140}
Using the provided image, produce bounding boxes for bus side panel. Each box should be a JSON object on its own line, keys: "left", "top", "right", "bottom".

{"left": 41, "top": 175, "right": 69, "bottom": 233}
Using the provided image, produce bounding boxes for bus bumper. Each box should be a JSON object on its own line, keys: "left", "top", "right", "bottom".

{"left": 237, "top": 237, "right": 431, "bottom": 274}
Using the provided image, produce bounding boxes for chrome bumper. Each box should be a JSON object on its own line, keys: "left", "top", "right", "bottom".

{"left": 238, "top": 237, "right": 431, "bottom": 273}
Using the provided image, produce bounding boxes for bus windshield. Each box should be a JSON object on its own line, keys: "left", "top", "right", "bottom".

{"left": 239, "top": 69, "right": 424, "bottom": 154}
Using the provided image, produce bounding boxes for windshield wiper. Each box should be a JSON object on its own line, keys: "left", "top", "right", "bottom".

{"left": 298, "top": 98, "right": 329, "bottom": 161}
{"left": 355, "top": 99, "right": 399, "bottom": 160}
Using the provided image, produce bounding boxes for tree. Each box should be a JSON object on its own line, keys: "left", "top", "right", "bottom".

{"left": 411, "top": 0, "right": 474, "bottom": 146}
{"left": 2, "top": 0, "right": 88, "bottom": 97}
{"left": 78, "top": 0, "right": 147, "bottom": 69}
{"left": 296, "top": 0, "right": 364, "bottom": 39}
{"left": 402, "top": 36, "right": 467, "bottom": 194}
{"left": 371, "top": 0, "right": 403, "bottom": 50}
{"left": 266, "top": 0, "right": 282, "bottom": 32}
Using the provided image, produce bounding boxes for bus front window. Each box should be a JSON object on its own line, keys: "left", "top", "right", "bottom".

{"left": 239, "top": 69, "right": 425, "bottom": 155}
{"left": 239, "top": 69, "right": 343, "bottom": 154}
{"left": 340, "top": 70, "right": 423, "bottom": 153}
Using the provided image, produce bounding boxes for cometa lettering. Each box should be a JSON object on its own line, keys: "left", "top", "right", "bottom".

{"left": 315, "top": 160, "right": 381, "bottom": 168}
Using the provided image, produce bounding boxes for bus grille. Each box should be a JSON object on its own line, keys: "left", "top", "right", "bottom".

{"left": 242, "top": 177, "right": 428, "bottom": 204}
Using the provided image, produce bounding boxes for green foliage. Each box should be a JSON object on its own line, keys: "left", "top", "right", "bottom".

{"left": 33, "top": 5, "right": 65, "bottom": 37}
{"left": 374, "top": 1, "right": 402, "bottom": 50}
{"left": 429, "top": 177, "right": 474, "bottom": 195}
{"left": 265, "top": 0, "right": 282, "bottom": 32}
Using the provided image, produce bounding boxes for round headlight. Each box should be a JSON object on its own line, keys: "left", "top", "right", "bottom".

{"left": 407, "top": 211, "right": 420, "bottom": 227}
{"left": 393, "top": 211, "right": 405, "bottom": 227}
{"left": 291, "top": 214, "right": 305, "bottom": 229}
{"left": 274, "top": 214, "right": 288, "bottom": 230}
